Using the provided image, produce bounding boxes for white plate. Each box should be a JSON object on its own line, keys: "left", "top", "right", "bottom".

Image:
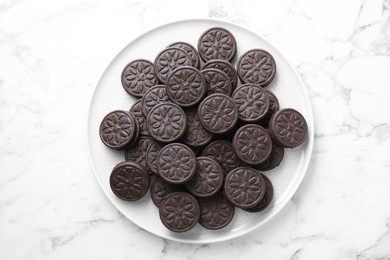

{"left": 87, "top": 19, "right": 314, "bottom": 243}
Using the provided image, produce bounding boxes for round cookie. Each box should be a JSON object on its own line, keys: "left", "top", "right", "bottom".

{"left": 244, "top": 173, "right": 274, "bottom": 213}
{"left": 198, "top": 27, "right": 237, "bottom": 62}
{"left": 182, "top": 108, "right": 214, "bottom": 148}
{"left": 202, "top": 140, "right": 240, "bottom": 175}
{"left": 146, "top": 102, "right": 187, "bottom": 143}
{"left": 232, "top": 83, "right": 269, "bottom": 122}
{"left": 99, "top": 110, "right": 139, "bottom": 150}
{"left": 236, "top": 49, "right": 276, "bottom": 86}
{"left": 159, "top": 192, "right": 200, "bottom": 232}
{"left": 141, "top": 85, "right": 170, "bottom": 116}
{"left": 150, "top": 176, "right": 176, "bottom": 207}
{"left": 198, "top": 193, "right": 235, "bottom": 230}
{"left": 224, "top": 167, "right": 266, "bottom": 208}
{"left": 203, "top": 59, "right": 238, "bottom": 88}
{"left": 110, "top": 161, "right": 149, "bottom": 201}
{"left": 269, "top": 108, "right": 308, "bottom": 148}
{"left": 254, "top": 141, "right": 284, "bottom": 171}
{"left": 233, "top": 124, "right": 273, "bottom": 165}
{"left": 185, "top": 157, "right": 224, "bottom": 198}
{"left": 198, "top": 93, "right": 238, "bottom": 134}
{"left": 168, "top": 41, "right": 200, "bottom": 69}
{"left": 121, "top": 59, "right": 158, "bottom": 97}
{"left": 156, "top": 143, "right": 197, "bottom": 184}
{"left": 166, "top": 66, "right": 206, "bottom": 107}
{"left": 154, "top": 47, "right": 192, "bottom": 83}
{"left": 202, "top": 68, "right": 233, "bottom": 96}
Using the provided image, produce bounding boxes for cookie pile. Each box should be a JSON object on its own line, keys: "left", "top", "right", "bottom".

{"left": 99, "top": 27, "right": 308, "bottom": 233}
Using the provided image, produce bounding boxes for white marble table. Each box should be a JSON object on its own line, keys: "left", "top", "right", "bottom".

{"left": 1, "top": 0, "right": 390, "bottom": 259}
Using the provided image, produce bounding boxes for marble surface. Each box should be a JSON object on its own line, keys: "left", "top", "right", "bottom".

{"left": 1, "top": 0, "right": 390, "bottom": 259}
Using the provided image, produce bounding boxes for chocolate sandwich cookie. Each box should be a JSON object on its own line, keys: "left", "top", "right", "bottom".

{"left": 244, "top": 174, "right": 274, "bottom": 213}
{"left": 185, "top": 157, "right": 224, "bottom": 198}
{"left": 254, "top": 141, "right": 284, "bottom": 171}
{"left": 150, "top": 176, "right": 176, "bottom": 207}
{"left": 121, "top": 59, "right": 158, "bottom": 97}
{"left": 182, "top": 108, "right": 214, "bottom": 148}
{"left": 198, "top": 93, "right": 238, "bottom": 134}
{"left": 269, "top": 108, "right": 308, "bottom": 148}
{"left": 99, "top": 110, "right": 139, "bottom": 150}
{"left": 202, "top": 68, "right": 233, "bottom": 96}
{"left": 154, "top": 47, "right": 192, "bottom": 83}
{"left": 166, "top": 66, "right": 206, "bottom": 107}
{"left": 156, "top": 143, "right": 197, "bottom": 184}
{"left": 233, "top": 124, "right": 272, "bottom": 165}
{"left": 110, "top": 161, "right": 149, "bottom": 201}
{"left": 124, "top": 136, "right": 155, "bottom": 175}
{"left": 198, "top": 27, "right": 237, "bottom": 62}
{"left": 130, "top": 99, "right": 149, "bottom": 136}
{"left": 159, "top": 192, "right": 200, "bottom": 232}
{"left": 198, "top": 193, "right": 235, "bottom": 230}
{"left": 224, "top": 167, "right": 266, "bottom": 208}
{"left": 202, "top": 140, "right": 240, "bottom": 175}
{"left": 141, "top": 85, "right": 170, "bottom": 116}
{"left": 203, "top": 59, "right": 238, "bottom": 89}
{"left": 232, "top": 84, "right": 269, "bottom": 122}
{"left": 146, "top": 141, "right": 163, "bottom": 175}
{"left": 259, "top": 89, "right": 279, "bottom": 126}
{"left": 146, "top": 102, "right": 187, "bottom": 143}
{"left": 237, "top": 49, "right": 276, "bottom": 86}
{"left": 168, "top": 42, "right": 200, "bottom": 69}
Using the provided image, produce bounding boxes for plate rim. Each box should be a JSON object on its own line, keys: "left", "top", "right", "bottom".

{"left": 86, "top": 18, "right": 314, "bottom": 244}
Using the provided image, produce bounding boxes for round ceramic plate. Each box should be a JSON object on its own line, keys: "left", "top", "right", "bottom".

{"left": 87, "top": 19, "right": 314, "bottom": 243}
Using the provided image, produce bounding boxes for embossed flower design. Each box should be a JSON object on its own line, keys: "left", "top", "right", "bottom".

{"left": 205, "top": 143, "right": 238, "bottom": 174}
{"left": 240, "top": 51, "right": 273, "bottom": 83}
{"left": 204, "top": 71, "right": 231, "bottom": 95}
{"left": 125, "top": 138, "right": 153, "bottom": 167}
{"left": 201, "top": 29, "right": 234, "bottom": 60}
{"left": 143, "top": 87, "right": 169, "bottom": 113}
{"left": 101, "top": 113, "right": 132, "bottom": 145}
{"left": 233, "top": 86, "right": 268, "bottom": 119}
{"left": 169, "top": 70, "right": 202, "bottom": 102}
{"left": 112, "top": 167, "right": 146, "bottom": 198}
{"left": 276, "top": 112, "right": 306, "bottom": 143}
{"left": 237, "top": 127, "right": 269, "bottom": 160}
{"left": 192, "top": 160, "right": 221, "bottom": 193}
{"left": 157, "top": 50, "right": 189, "bottom": 78}
{"left": 183, "top": 111, "right": 211, "bottom": 144}
{"left": 150, "top": 106, "right": 184, "bottom": 138}
{"left": 228, "top": 169, "right": 262, "bottom": 203}
{"left": 124, "top": 61, "right": 156, "bottom": 93}
{"left": 201, "top": 197, "right": 233, "bottom": 226}
{"left": 202, "top": 96, "right": 235, "bottom": 130}
{"left": 164, "top": 195, "right": 196, "bottom": 228}
{"left": 160, "top": 147, "right": 193, "bottom": 180}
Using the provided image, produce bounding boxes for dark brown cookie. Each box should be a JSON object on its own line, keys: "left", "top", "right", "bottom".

{"left": 237, "top": 49, "right": 276, "bottom": 86}
{"left": 232, "top": 84, "right": 270, "bottom": 122}
{"left": 168, "top": 42, "right": 200, "bottom": 69}
{"left": 150, "top": 176, "right": 176, "bottom": 207}
{"left": 233, "top": 124, "right": 272, "bottom": 165}
{"left": 198, "top": 27, "right": 237, "bottom": 62}
{"left": 203, "top": 59, "right": 238, "bottom": 88}
{"left": 166, "top": 66, "right": 206, "bottom": 107}
{"left": 156, "top": 143, "right": 197, "bottom": 184}
{"left": 99, "top": 110, "right": 139, "bottom": 150}
{"left": 198, "top": 193, "right": 235, "bottom": 230}
{"left": 202, "top": 68, "right": 233, "bottom": 96}
{"left": 224, "top": 167, "right": 265, "bottom": 208}
{"left": 159, "top": 192, "right": 200, "bottom": 232}
{"left": 244, "top": 174, "right": 274, "bottom": 212}
{"left": 124, "top": 136, "right": 155, "bottom": 175}
{"left": 259, "top": 89, "right": 280, "bottom": 126}
{"left": 154, "top": 47, "right": 192, "bottom": 83}
{"left": 202, "top": 140, "right": 240, "bottom": 175}
{"left": 121, "top": 59, "right": 158, "bottom": 97}
{"left": 130, "top": 99, "right": 149, "bottom": 136}
{"left": 254, "top": 141, "right": 284, "bottom": 171}
{"left": 185, "top": 157, "right": 224, "bottom": 198}
{"left": 182, "top": 108, "right": 214, "bottom": 148}
{"left": 146, "top": 142, "right": 163, "bottom": 175}
{"left": 269, "top": 108, "right": 308, "bottom": 148}
{"left": 198, "top": 93, "right": 238, "bottom": 134}
{"left": 146, "top": 102, "right": 187, "bottom": 143}
{"left": 141, "top": 85, "right": 170, "bottom": 116}
{"left": 110, "top": 161, "right": 149, "bottom": 201}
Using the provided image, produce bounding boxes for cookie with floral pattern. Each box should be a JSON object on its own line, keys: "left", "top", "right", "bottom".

{"left": 198, "top": 27, "right": 237, "bottom": 62}
{"left": 198, "top": 193, "right": 235, "bottom": 230}
{"left": 154, "top": 47, "right": 192, "bottom": 83}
